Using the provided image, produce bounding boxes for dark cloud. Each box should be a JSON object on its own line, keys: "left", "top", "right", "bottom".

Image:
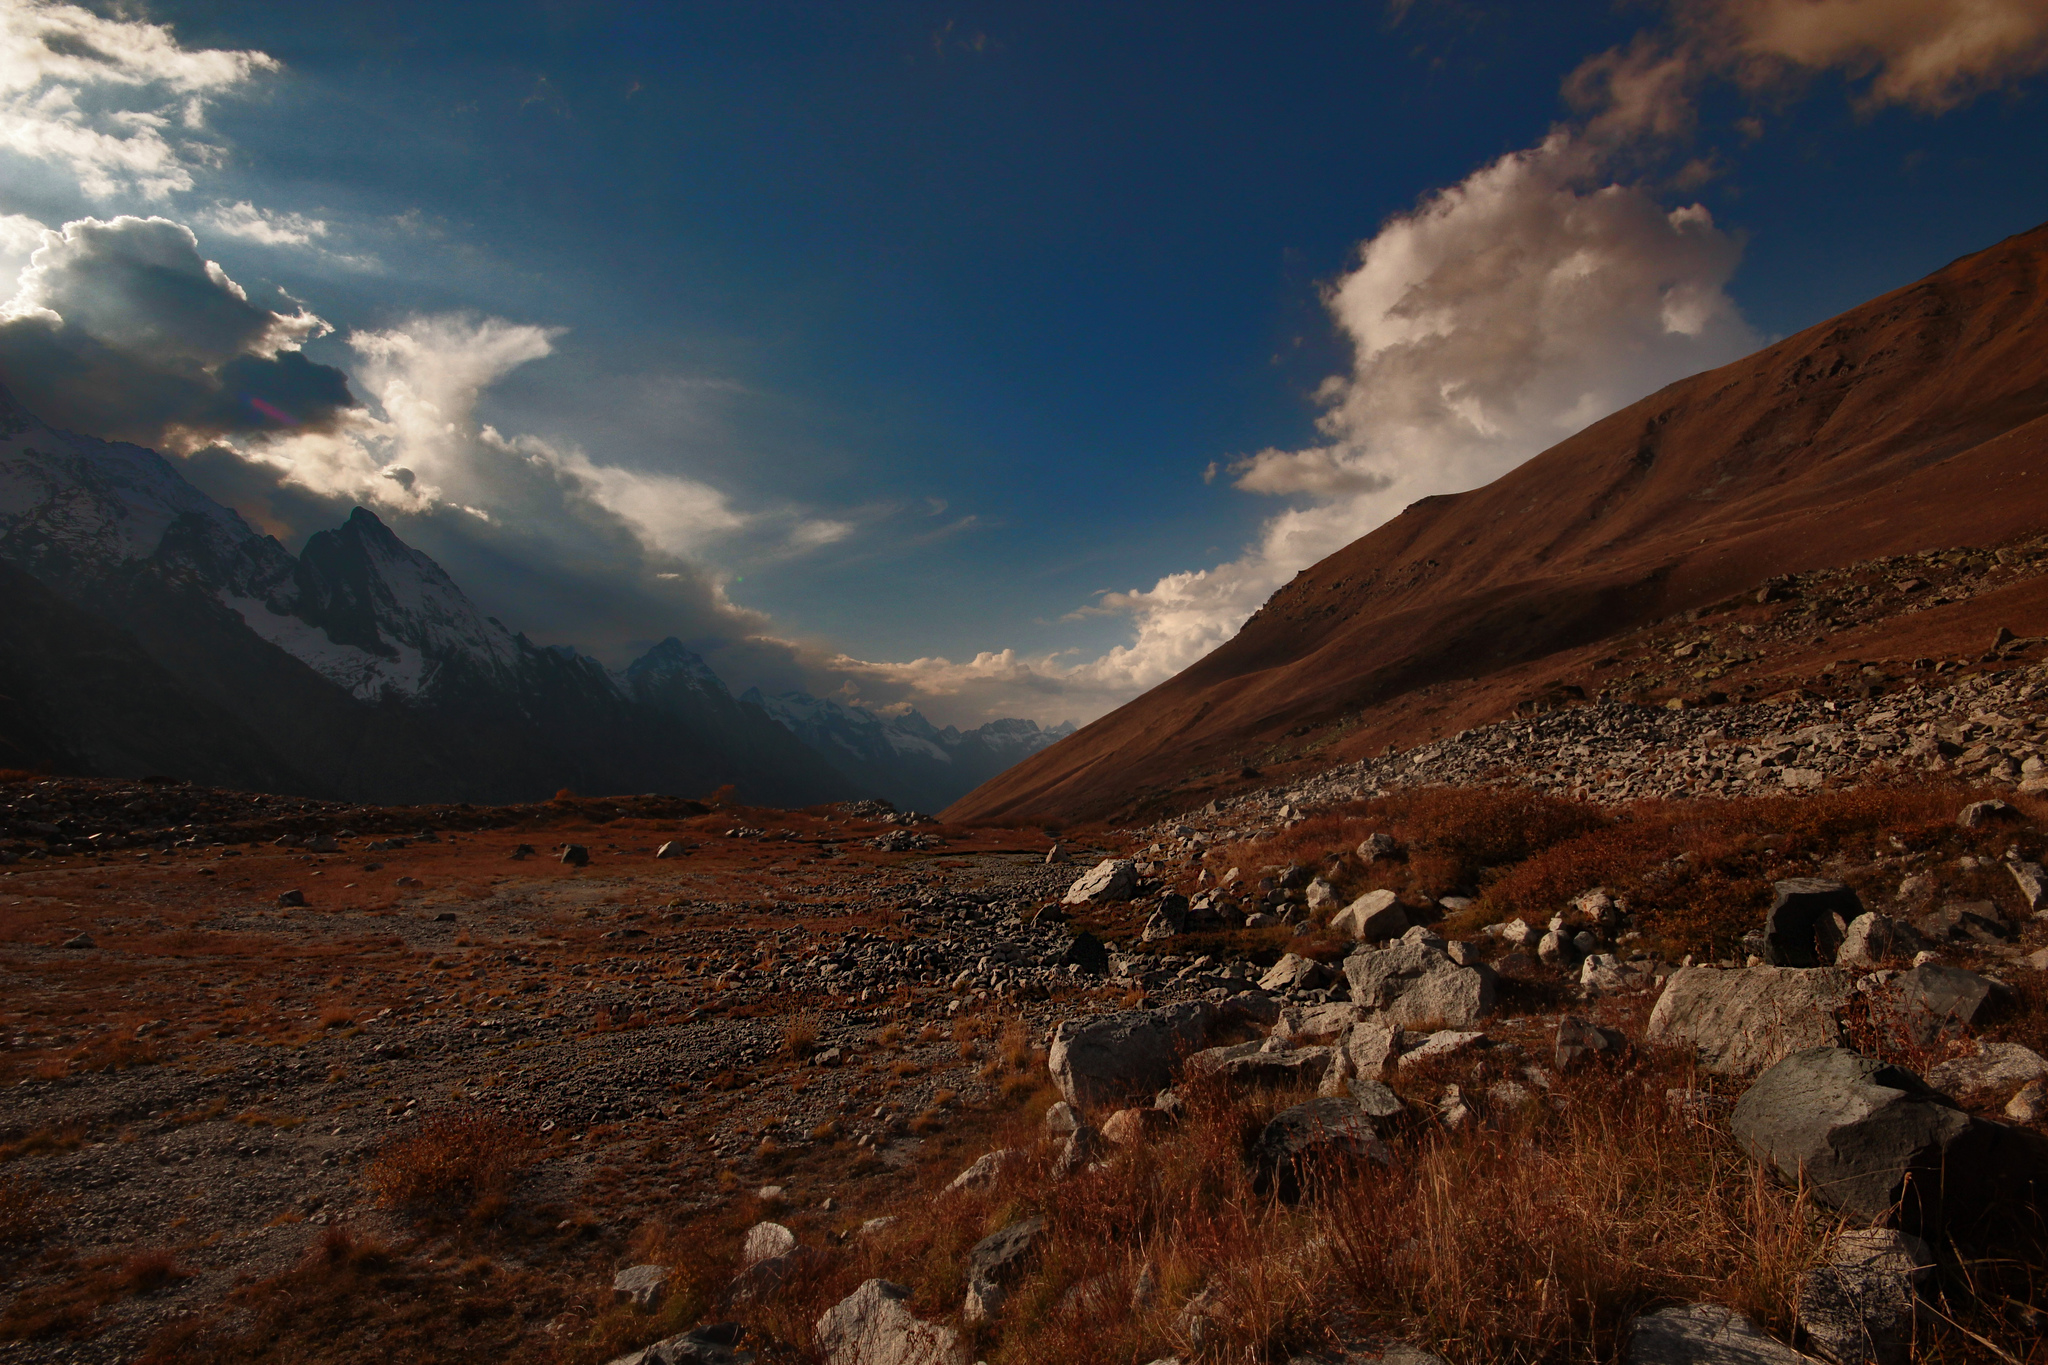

{"left": 0, "top": 215, "right": 356, "bottom": 447}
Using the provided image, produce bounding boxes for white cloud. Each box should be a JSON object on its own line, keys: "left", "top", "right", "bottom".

{"left": 0, "top": 1, "right": 277, "bottom": 198}
{"left": 200, "top": 199, "right": 326, "bottom": 246}
{"left": 831, "top": 132, "right": 1759, "bottom": 727}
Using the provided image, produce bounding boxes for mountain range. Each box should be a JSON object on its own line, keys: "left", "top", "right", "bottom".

{"left": 950, "top": 220, "right": 2048, "bottom": 825}
{"left": 0, "top": 385, "right": 1060, "bottom": 808}
{"left": 741, "top": 688, "right": 1073, "bottom": 814}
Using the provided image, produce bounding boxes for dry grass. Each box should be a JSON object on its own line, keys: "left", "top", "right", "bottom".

{"left": 782, "top": 1012, "right": 820, "bottom": 1059}
{"left": 363, "top": 1108, "right": 538, "bottom": 1219}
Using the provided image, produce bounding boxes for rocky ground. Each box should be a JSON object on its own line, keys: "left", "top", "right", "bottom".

{"left": 4, "top": 657, "right": 2048, "bottom": 1362}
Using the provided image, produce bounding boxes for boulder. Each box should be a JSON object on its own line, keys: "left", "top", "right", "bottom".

{"left": 946, "top": 1149, "right": 1025, "bottom": 1193}
{"left": 1260, "top": 953, "right": 1334, "bottom": 993}
{"left": 1064, "top": 859, "right": 1139, "bottom": 905}
{"left": 967, "top": 1215, "right": 1045, "bottom": 1288}
{"left": 605, "top": 1323, "right": 754, "bottom": 1365}
{"left": 2009, "top": 1079, "right": 2047, "bottom": 1124}
{"left": 1798, "top": 1228, "right": 1929, "bottom": 1365}
{"left": 1644, "top": 966, "right": 1853, "bottom": 1074}
{"left": 1621, "top": 1304, "right": 1805, "bottom": 1364}
{"left": 815, "top": 1280, "right": 969, "bottom": 1365}
{"left": 1554, "top": 1016, "right": 1627, "bottom": 1072}
{"left": 1043, "top": 1101, "right": 1081, "bottom": 1136}
{"left": 1331, "top": 889, "right": 1408, "bottom": 941}
{"left": 612, "top": 1264, "right": 669, "bottom": 1310}
{"left": 1730, "top": 1046, "right": 2045, "bottom": 1234}
{"left": 1274, "top": 1002, "right": 1360, "bottom": 1044}
{"left": 1835, "top": 912, "right": 1921, "bottom": 968}
{"left": 276, "top": 889, "right": 306, "bottom": 908}
{"left": 1356, "top": 833, "right": 1402, "bottom": 863}
{"left": 1913, "top": 901, "right": 2013, "bottom": 946}
{"left": 1924, "top": 1041, "right": 2048, "bottom": 1108}
{"left": 1537, "top": 928, "right": 1576, "bottom": 967}
{"left": 1251, "top": 1096, "right": 1391, "bottom": 1200}
{"left": 1047, "top": 1002, "right": 1216, "bottom": 1111}
{"left": 1956, "top": 798, "right": 2019, "bottom": 827}
{"left": 1762, "top": 878, "right": 1860, "bottom": 967}
{"left": 1875, "top": 962, "right": 2014, "bottom": 1044}
{"left": 1342, "top": 932, "right": 1495, "bottom": 1028}
{"left": 1186, "top": 1040, "right": 1334, "bottom": 1089}
{"left": 2007, "top": 859, "right": 2048, "bottom": 914}
{"left": 559, "top": 844, "right": 590, "bottom": 867}
{"left": 1058, "top": 931, "right": 1111, "bottom": 976}
{"left": 1323, "top": 1019, "right": 1404, "bottom": 1083}
{"left": 1101, "top": 1107, "right": 1171, "bottom": 1145}
{"left": 741, "top": 1222, "right": 797, "bottom": 1267}
{"left": 1305, "top": 878, "right": 1339, "bottom": 910}
{"left": 655, "top": 841, "right": 689, "bottom": 859}
{"left": 1394, "top": 1029, "right": 1487, "bottom": 1069}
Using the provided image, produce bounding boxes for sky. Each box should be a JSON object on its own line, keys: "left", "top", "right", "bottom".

{"left": 2, "top": 0, "right": 2046, "bottom": 729}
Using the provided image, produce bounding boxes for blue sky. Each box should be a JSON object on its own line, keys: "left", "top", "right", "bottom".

{"left": 2, "top": 1, "right": 2045, "bottom": 726}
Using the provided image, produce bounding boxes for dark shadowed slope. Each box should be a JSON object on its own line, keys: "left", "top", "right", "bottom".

{"left": 951, "top": 221, "right": 2048, "bottom": 825}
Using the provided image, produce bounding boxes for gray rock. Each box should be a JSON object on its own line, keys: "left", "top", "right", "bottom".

{"left": 1913, "top": 901, "right": 2013, "bottom": 946}
{"left": 814, "top": 1279, "right": 969, "bottom": 1365}
{"left": 1622, "top": 1303, "right": 1805, "bottom": 1364}
{"left": 2006, "top": 859, "right": 2048, "bottom": 914}
{"left": 1058, "top": 931, "right": 1110, "bottom": 976}
{"left": 61, "top": 933, "right": 93, "bottom": 949}
{"left": 1644, "top": 966, "right": 1853, "bottom": 1074}
{"left": 276, "top": 889, "right": 306, "bottom": 908}
{"left": 1736, "top": 1055, "right": 1974, "bottom": 1236}
{"left": 1537, "top": 928, "right": 1576, "bottom": 967}
{"left": 1043, "top": 1101, "right": 1081, "bottom": 1135}
{"left": 655, "top": 840, "right": 689, "bottom": 859}
{"left": 1394, "top": 1029, "right": 1487, "bottom": 1070}
{"left": 1323, "top": 1020, "right": 1404, "bottom": 1084}
{"left": 1356, "top": 832, "right": 1402, "bottom": 863}
{"left": 612, "top": 1263, "right": 669, "bottom": 1310}
{"left": 1260, "top": 953, "right": 1334, "bottom": 993}
{"left": 2008, "top": 1079, "right": 2047, "bottom": 1123}
{"left": 1875, "top": 962, "right": 2014, "bottom": 1044}
{"left": 1186, "top": 1040, "right": 1334, "bottom": 1088}
{"left": 946, "top": 1148, "right": 1025, "bottom": 1193}
{"left": 1554, "top": 1016, "right": 1627, "bottom": 1071}
{"left": 1064, "top": 859, "right": 1139, "bottom": 905}
{"left": 1957, "top": 799, "right": 2020, "bottom": 828}
{"left": 1252, "top": 1096, "right": 1391, "bottom": 1200}
{"left": 1274, "top": 1002, "right": 1360, "bottom": 1044}
{"left": 1342, "top": 935, "right": 1495, "bottom": 1028}
{"left": 1763, "top": 878, "right": 1860, "bottom": 968}
{"left": 1305, "top": 878, "right": 1339, "bottom": 910}
{"left": 1835, "top": 912, "right": 1920, "bottom": 968}
{"left": 968, "top": 1215, "right": 1046, "bottom": 1286}
{"left": 1048, "top": 1002, "right": 1216, "bottom": 1111}
{"left": 1924, "top": 1041, "right": 2048, "bottom": 1108}
{"left": 1332, "top": 889, "right": 1408, "bottom": 941}
{"left": 1798, "top": 1228, "right": 1929, "bottom": 1365}
{"left": 559, "top": 844, "right": 590, "bottom": 867}
{"left": 605, "top": 1323, "right": 754, "bottom": 1365}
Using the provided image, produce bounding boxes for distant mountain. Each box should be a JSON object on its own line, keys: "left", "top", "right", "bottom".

{"left": 0, "top": 383, "right": 856, "bottom": 805}
{"left": 950, "top": 219, "right": 2048, "bottom": 825}
{"left": 740, "top": 687, "right": 1074, "bottom": 813}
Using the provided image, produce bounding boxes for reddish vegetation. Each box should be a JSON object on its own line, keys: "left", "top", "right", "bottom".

{"left": 952, "top": 221, "right": 2048, "bottom": 825}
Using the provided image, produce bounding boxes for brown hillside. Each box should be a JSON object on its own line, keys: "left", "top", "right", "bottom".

{"left": 950, "top": 221, "right": 2048, "bottom": 825}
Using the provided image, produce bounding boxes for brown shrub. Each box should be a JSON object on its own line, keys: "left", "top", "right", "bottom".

{"left": 363, "top": 1108, "right": 536, "bottom": 1216}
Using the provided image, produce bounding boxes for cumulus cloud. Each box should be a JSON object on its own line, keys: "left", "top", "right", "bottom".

{"left": 830, "top": 134, "right": 1759, "bottom": 726}
{"left": 0, "top": 0, "right": 277, "bottom": 198}
{"left": 0, "top": 214, "right": 354, "bottom": 442}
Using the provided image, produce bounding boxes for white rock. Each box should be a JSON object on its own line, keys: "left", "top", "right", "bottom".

{"left": 1924, "top": 1041, "right": 2048, "bottom": 1108}
{"left": 1331, "top": 888, "right": 1407, "bottom": 940}
{"left": 945, "top": 1148, "right": 1024, "bottom": 1193}
{"left": 815, "top": 1279, "right": 969, "bottom": 1365}
{"left": 1063, "top": 859, "right": 1138, "bottom": 905}
{"left": 611, "top": 1263, "right": 668, "bottom": 1310}
{"left": 742, "top": 1221, "right": 797, "bottom": 1267}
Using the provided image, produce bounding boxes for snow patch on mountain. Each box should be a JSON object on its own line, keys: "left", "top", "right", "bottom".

{"left": 222, "top": 593, "right": 430, "bottom": 699}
